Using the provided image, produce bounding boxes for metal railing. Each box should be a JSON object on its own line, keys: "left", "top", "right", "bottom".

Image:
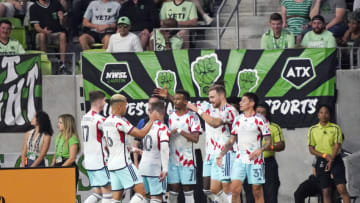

{"left": 254, "top": 0, "right": 257, "bottom": 16}
{"left": 337, "top": 47, "right": 360, "bottom": 69}
{"left": 35, "top": 52, "right": 77, "bottom": 76}
{"left": 152, "top": 27, "right": 237, "bottom": 51}
{"left": 216, "top": 0, "right": 241, "bottom": 49}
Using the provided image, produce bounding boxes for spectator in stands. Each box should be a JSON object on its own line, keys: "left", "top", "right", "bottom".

{"left": 261, "top": 13, "right": 295, "bottom": 49}
{"left": 0, "top": 20, "right": 25, "bottom": 54}
{"left": 340, "top": 9, "right": 360, "bottom": 47}
{"left": 307, "top": 104, "right": 351, "bottom": 203}
{"left": 79, "top": 0, "right": 121, "bottom": 50}
{"left": 149, "top": 18, "right": 183, "bottom": 51}
{"left": 106, "top": 16, "right": 143, "bottom": 52}
{"left": 69, "top": 0, "right": 93, "bottom": 40}
{"left": 21, "top": 111, "right": 53, "bottom": 168}
{"left": 160, "top": 0, "right": 198, "bottom": 48}
{"left": 309, "top": 0, "right": 347, "bottom": 38}
{"left": 0, "top": 0, "right": 32, "bottom": 18}
{"left": 29, "top": 0, "right": 67, "bottom": 69}
{"left": 51, "top": 114, "right": 79, "bottom": 185}
{"left": 354, "top": 0, "right": 360, "bottom": 11}
{"left": 119, "top": 0, "right": 160, "bottom": 49}
{"left": 301, "top": 15, "right": 336, "bottom": 48}
{"left": 281, "top": 0, "right": 312, "bottom": 44}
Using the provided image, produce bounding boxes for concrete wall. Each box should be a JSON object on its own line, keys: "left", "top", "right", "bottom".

{"left": 1, "top": 71, "right": 359, "bottom": 202}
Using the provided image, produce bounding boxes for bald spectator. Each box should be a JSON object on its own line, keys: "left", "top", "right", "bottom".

{"left": 79, "top": 0, "right": 121, "bottom": 50}
{"left": 309, "top": 0, "right": 347, "bottom": 38}
{"left": 106, "top": 16, "right": 143, "bottom": 53}
{"left": 149, "top": 18, "right": 183, "bottom": 51}
{"left": 119, "top": 0, "right": 159, "bottom": 49}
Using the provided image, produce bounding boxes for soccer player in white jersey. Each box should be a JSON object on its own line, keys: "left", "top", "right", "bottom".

{"left": 216, "top": 93, "right": 271, "bottom": 203}
{"left": 167, "top": 89, "right": 202, "bottom": 203}
{"left": 81, "top": 90, "right": 112, "bottom": 203}
{"left": 187, "top": 84, "right": 239, "bottom": 203}
{"left": 138, "top": 101, "right": 170, "bottom": 203}
{"left": 102, "top": 94, "right": 160, "bottom": 203}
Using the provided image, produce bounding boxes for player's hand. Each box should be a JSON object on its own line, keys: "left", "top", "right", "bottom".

{"left": 325, "top": 160, "right": 332, "bottom": 172}
{"left": 249, "top": 149, "right": 262, "bottom": 161}
{"left": 132, "top": 147, "right": 143, "bottom": 155}
{"left": 324, "top": 154, "right": 333, "bottom": 162}
{"left": 153, "top": 84, "right": 169, "bottom": 98}
{"left": 149, "top": 110, "right": 161, "bottom": 121}
{"left": 216, "top": 155, "right": 223, "bottom": 167}
{"left": 159, "top": 171, "right": 167, "bottom": 181}
{"left": 187, "top": 102, "right": 198, "bottom": 112}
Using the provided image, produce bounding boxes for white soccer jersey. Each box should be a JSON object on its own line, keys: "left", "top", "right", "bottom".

{"left": 168, "top": 110, "right": 202, "bottom": 167}
{"left": 139, "top": 120, "right": 170, "bottom": 176}
{"left": 81, "top": 111, "right": 107, "bottom": 170}
{"left": 231, "top": 113, "right": 271, "bottom": 164}
{"left": 103, "top": 114, "right": 134, "bottom": 170}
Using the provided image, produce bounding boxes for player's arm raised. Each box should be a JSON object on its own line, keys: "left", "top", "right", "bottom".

{"left": 187, "top": 103, "right": 223, "bottom": 128}
{"left": 129, "top": 111, "right": 160, "bottom": 139}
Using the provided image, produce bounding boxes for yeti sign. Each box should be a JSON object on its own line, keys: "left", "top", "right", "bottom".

{"left": 281, "top": 58, "right": 315, "bottom": 89}
{"left": 100, "top": 62, "right": 133, "bottom": 93}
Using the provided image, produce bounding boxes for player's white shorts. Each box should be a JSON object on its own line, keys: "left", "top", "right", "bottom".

{"left": 143, "top": 176, "right": 167, "bottom": 196}
{"left": 231, "top": 159, "right": 265, "bottom": 185}
{"left": 168, "top": 163, "right": 196, "bottom": 185}
{"left": 109, "top": 164, "right": 143, "bottom": 191}
{"left": 87, "top": 167, "right": 111, "bottom": 187}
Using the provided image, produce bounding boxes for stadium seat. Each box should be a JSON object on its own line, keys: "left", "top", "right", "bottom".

{"left": 26, "top": 50, "right": 52, "bottom": 75}
{"left": 91, "top": 43, "right": 104, "bottom": 49}
{"left": 0, "top": 17, "right": 27, "bottom": 49}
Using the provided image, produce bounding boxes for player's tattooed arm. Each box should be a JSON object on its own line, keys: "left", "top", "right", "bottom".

{"left": 261, "top": 136, "right": 271, "bottom": 151}
{"left": 249, "top": 135, "right": 271, "bottom": 161}
{"left": 216, "top": 135, "right": 236, "bottom": 167}
{"left": 179, "top": 131, "right": 200, "bottom": 143}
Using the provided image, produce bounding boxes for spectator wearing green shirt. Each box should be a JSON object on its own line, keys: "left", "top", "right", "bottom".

{"left": 301, "top": 15, "right": 336, "bottom": 48}
{"left": 0, "top": 20, "right": 25, "bottom": 54}
{"left": 307, "top": 104, "right": 351, "bottom": 203}
{"left": 160, "top": 0, "right": 198, "bottom": 48}
{"left": 261, "top": 13, "right": 295, "bottom": 49}
{"left": 149, "top": 18, "right": 183, "bottom": 51}
{"left": 51, "top": 114, "right": 80, "bottom": 167}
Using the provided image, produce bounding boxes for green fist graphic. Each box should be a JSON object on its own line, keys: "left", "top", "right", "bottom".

{"left": 237, "top": 69, "right": 259, "bottom": 97}
{"left": 191, "top": 54, "right": 222, "bottom": 97}
{"left": 155, "top": 70, "right": 177, "bottom": 96}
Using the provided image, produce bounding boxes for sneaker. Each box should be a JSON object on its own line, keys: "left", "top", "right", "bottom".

{"left": 57, "top": 62, "right": 66, "bottom": 75}
{"left": 203, "top": 13, "right": 214, "bottom": 25}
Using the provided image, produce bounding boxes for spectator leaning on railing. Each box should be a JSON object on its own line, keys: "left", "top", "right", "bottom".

{"left": 106, "top": 16, "right": 143, "bottom": 53}
{"left": 160, "top": 0, "right": 198, "bottom": 48}
{"left": 79, "top": 0, "right": 121, "bottom": 50}
{"left": 340, "top": 9, "right": 360, "bottom": 47}
{"left": 261, "top": 13, "right": 295, "bottom": 49}
{"left": 29, "top": 0, "right": 67, "bottom": 70}
{"left": 309, "top": 0, "right": 347, "bottom": 38}
{"left": 119, "top": 0, "right": 160, "bottom": 50}
{"left": 0, "top": 20, "right": 25, "bottom": 54}
{"left": 301, "top": 15, "right": 336, "bottom": 48}
{"left": 149, "top": 18, "right": 183, "bottom": 51}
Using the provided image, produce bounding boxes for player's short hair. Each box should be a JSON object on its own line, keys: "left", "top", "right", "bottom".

{"left": 316, "top": 104, "right": 333, "bottom": 116}
{"left": 151, "top": 101, "right": 166, "bottom": 114}
{"left": 243, "top": 92, "right": 259, "bottom": 109}
{"left": 269, "top": 13, "right": 282, "bottom": 22}
{"left": 257, "top": 103, "right": 271, "bottom": 122}
{"left": 89, "top": 90, "right": 106, "bottom": 104}
{"left": 110, "top": 94, "right": 127, "bottom": 105}
{"left": 209, "top": 84, "right": 226, "bottom": 95}
{"left": 0, "top": 20, "right": 12, "bottom": 27}
{"left": 149, "top": 94, "right": 164, "bottom": 101}
{"left": 175, "top": 89, "right": 190, "bottom": 101}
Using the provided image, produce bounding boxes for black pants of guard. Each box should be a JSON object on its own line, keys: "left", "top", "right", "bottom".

{"left": 243, "top": 157, "right": 280, "bottom": 203}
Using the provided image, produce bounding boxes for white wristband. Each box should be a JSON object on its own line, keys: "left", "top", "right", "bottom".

{"left": 177, "top": 128, "right": 182, "bottom": 134}
{"left": 197, "top": 108, "right": 204, "bottom": 115}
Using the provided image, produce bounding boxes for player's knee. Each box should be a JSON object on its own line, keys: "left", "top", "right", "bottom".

{"left": 337, "top": 184, "right": 348, "bottom": 196}
{"left": 252, "top": 185, "right": 263, "bottom": 198}
{"left": 231, "top": 185, "right": 242, "bottom": 195}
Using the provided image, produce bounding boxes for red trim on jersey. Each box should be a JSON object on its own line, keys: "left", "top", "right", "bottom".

{"left": 96, "top": 120, "right": 103, "bottom": 143}
{"left": 157, "top": 128, "right": 161, "bottom": 150}
{"left": 91, "top": 111, "right": 97, "bottom": 116}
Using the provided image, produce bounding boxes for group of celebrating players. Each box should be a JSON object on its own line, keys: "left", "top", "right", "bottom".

{"left": 81, "top": 83, "right": 284, "bottom": 203}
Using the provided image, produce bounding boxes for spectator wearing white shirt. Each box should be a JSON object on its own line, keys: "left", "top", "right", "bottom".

{"left": 106, "top": 16, "right": 143, "bottom": 53}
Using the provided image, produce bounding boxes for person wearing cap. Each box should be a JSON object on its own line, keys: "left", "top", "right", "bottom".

{"left": 261, "top": 12, "right": 295, "bottom": 49}
{"left": 301, "top": 15, "right": 336, "bottom": 48}
{"left": 106, "top": 16, "right": 143, "bottom": 53}
{"left": 307, "top": 104, "right": 351, "bottom": 203}
{"left": 79, "top": 0, "right": 121, "bottom": 50}
{"left": 102, "top": 94, "right": 160, "bottom": 203}
{"left": 149, "top": 18, "right": 183, "bottom": 51}
{"left": 309, "top": 0, "right": 347, "bottom": 38}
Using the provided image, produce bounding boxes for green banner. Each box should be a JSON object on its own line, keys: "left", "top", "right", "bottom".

{"left": 82, "top": 49, "right": 336, "bottom": 128}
